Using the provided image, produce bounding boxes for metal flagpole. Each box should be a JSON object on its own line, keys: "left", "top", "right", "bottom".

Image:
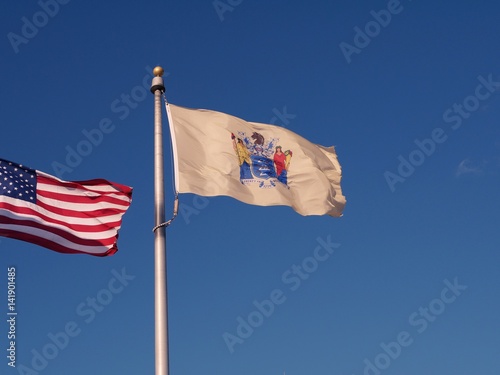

{"left": 150, "top": 66, "right": 169, "bottom": 375}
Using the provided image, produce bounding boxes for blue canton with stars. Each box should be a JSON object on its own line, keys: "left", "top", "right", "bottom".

{"left": 0, "top": 158, "right": 37, "bottom": 203}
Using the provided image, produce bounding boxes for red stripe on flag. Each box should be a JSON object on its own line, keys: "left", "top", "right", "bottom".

{"left": 0, "top": 228, "right": 116, "bottom": 256}
{"left": 38, "top": 175, "right": 133, "bottom": 196}
{"left": 0, "top": 215, "right": 119, "bottom": 247}
{"left": 0, "top": 201, "right": 122, "bottom": 233}
{"left": 36, "top": 188, "right": 131, "bottom": 207}
{"left": 35, "top": 199, "right": 127, "bottom": 219}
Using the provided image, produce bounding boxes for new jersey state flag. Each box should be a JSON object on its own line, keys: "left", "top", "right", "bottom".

{"left": 167, "top": 104, "right": 346, "bottom": 217}
{"left": 0, "top": 158, "right": 132, "bottom": 256}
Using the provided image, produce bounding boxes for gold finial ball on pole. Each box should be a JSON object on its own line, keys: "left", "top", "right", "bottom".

{"left": 150, "top": 65, "right": 165, "bottom": 93}
{"left": 153, "top": 66, "right": 164, "bottom": 77}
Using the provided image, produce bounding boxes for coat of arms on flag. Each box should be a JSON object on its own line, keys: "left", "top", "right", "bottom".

{"left": 231, "top": 131, "right": 293, "bottom": 188}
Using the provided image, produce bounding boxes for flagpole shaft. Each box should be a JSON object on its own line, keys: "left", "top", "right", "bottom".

{"left": 151, "top": 67, "right": 169, "bottom": 375}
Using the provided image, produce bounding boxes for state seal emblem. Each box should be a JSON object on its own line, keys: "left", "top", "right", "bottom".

{"left": 231, "top": 131, "right": 293, "bottom": 188}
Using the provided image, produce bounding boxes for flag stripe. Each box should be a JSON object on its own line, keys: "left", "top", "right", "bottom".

{"left": 37, "top": 185, "right": 132, "bottom": 205}
{"left": 0, "top": 226, "right": 115, "bottom": 256}
{"left": 36, "top": 194, "right": 129, "bottom": 213}
{"left": 0, "top": 201, "right": 123, "bottom": 232}
{"left": 0, "top": 216, "right": 118, "bottom": 245}
{"left": 0, "top": 197, "right": 125, "bottom": 224}
{"left": 37, "top": 187, "right": 130, "bottom": 206}
{"left": 38, "top": 176, "right": 132, "bottom": 204}
{"left": 37, "top": 172, "right": 132, "bottom": 194}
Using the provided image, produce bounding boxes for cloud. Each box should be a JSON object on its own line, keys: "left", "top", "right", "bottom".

{"left": 455, "top": 158, "right": 484, "bottom": 177}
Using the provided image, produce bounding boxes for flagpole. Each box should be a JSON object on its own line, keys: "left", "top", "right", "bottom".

{"left": 150, "top": 66, "right": 169, "bottom": 375}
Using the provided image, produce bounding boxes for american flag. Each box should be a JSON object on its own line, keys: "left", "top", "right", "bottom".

{"left": 0, "top": 158, "right": 132, "bottom": 256}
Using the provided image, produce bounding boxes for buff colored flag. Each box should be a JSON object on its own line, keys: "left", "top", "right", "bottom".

{"left": 167, "top": 104, "right": 346, "bottom": 217}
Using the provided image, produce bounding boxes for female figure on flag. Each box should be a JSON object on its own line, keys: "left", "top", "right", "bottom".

{"left": 273, "top": 146, "right": 291, "bottom": 185}
{"left": 232, "top": 133, "right": 252, "bottom": 180}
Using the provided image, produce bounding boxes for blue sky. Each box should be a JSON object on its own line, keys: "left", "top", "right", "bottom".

{"left": 1, "top": 1, "right": 500, "bottom": 374}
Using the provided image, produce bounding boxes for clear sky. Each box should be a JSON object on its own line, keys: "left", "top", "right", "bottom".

{"left": 1, "top": 1, "right": 500, "bottom": 374}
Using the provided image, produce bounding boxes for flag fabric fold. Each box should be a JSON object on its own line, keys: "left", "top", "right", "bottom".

{"left": 167, "top": 104, "right": 346, "bottom": 217}
{"left": 0, "top": 158, "right": 132, "bottom": 256}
